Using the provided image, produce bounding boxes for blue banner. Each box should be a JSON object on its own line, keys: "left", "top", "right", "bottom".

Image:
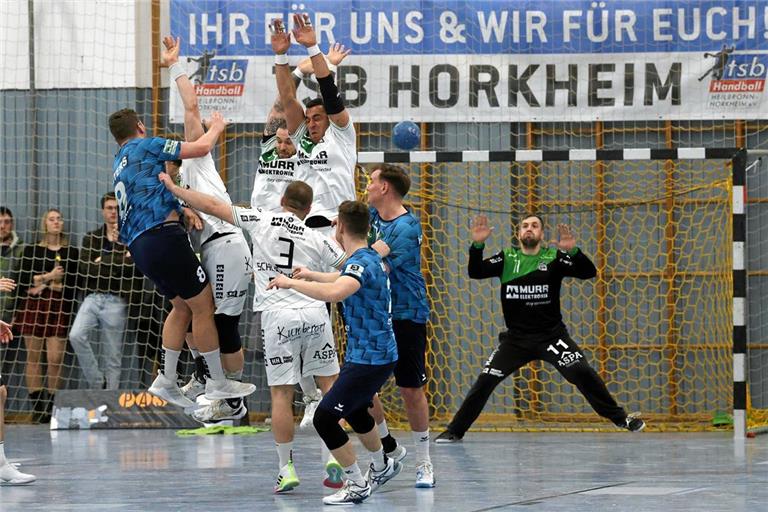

{"left": 171, "top": 0, "right": 768, "bottom": 56}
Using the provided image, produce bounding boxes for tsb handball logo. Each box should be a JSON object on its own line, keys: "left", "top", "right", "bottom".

{"left": 188, "top": 51, "right": 248, "bottom": 97}
{"left": 119, "top": 392, "right": 168, "bottom": 408}
{"left": 710, "top": 55, "right": 767, "bottom": 93}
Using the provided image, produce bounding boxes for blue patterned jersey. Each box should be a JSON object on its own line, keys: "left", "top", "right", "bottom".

{"left": 340, "top": 248, "right": 398, "bottom": 365}
{"left": 112, "top": 137, "right": 183, "bottom": 246}
{"left": 369, "top": 208, "right": 430, "bottom": 323}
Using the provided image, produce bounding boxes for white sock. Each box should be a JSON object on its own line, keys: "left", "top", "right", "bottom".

{"left": 276, "top": 442, "right": 293, "bottom": 467}
{"left": 342, "top": 462, "right": 365, "bottom": 486}
{"left": 162, "top": 347, "right": 181, "bottom": 379}
{"left": 377, "top": 419, "right": 390, "bottom": 438}
{"left": 370, "top": 446, "right": 387, "bottom": 471}
{"left": 190, "top": 348, "right": 200, "bottom": 359}
{"left": 412, "top": 429, "right": 431, "bottom": 463}
{"left": 225, "top": 369, "right": 243, "bottom": 380}
{"left": 0, "top": 441, "right": 6, "bottom": 465}
{"left": 200, "top": 349, "right": 226, "bottom": 381}
{"left": 299, "top": 376, "right": 320, "bottom": 399}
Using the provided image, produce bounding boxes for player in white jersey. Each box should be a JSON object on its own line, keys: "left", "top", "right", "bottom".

{"left": 271, "top": 16, "right": 356, "bottom": 233}
{"left": 160, "top": 36, "right": 252, "bottom": 423}
{"left": 157, "top": 174, "right": 347, "bottom": 494}
{"left": 256, "top": 42, "right": 353, "bottom": 430}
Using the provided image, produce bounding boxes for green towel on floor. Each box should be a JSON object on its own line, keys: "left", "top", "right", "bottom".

{"left": 176, "top": 425, "right": 271, "bottom": 436}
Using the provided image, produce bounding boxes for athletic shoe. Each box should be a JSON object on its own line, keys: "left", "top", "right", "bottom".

{"left": 181, "top": 375, "right": 206, "bottom": 402}
{"left": 385, "top": 444, "right": 407, "bottom": 463}
{"left": 148, "top": 372, "right": 196, "bottom": 408}
{"left": 274, "top": 461, "right": 300, "bottom": 494}
{"left": 322, "top": 479, "right": 371, "bottom": 505}
{"left": 415, "top": 461, "right": 435, "bottom": 488}
{"left": 192, "top": 399, "right": 247, "bottom": 424}
{"left": 0, "top": 462, "right": 36, "bottom": 485}
{"left": 623, "top": 413, "right": 646, "bottom": 432}
{"left": 300, "top": 391, "right": 321, "bottom": 430}
{"left": 324, "top": 458, "right": 344, "bottom": 489}
{"left": 204, "top": 378, "right": 256, "bottom": 400}
{"left": 434, "top": 430, "right": 463, "bottom": 444}
{"left": 366, "top": 456, "right": 402, "bottom": 493}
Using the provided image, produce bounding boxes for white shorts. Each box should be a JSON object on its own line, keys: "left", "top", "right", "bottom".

{"left": 200, "top": 232, "right": 251, "bottom": 316}
{"left": 262, "top": 306, "right": 339, "bottom": 386}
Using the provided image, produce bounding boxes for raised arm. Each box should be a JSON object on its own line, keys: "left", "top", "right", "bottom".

{"left": 551, "top": 224, "right": 597, "bottom": 279}
{"left": 292, "top": 14, "right": 350, "bottom": 128}
{"left": 178, "top": 111, "right": 227, "bottom": 159}
{"left": 467, "top": 215, "right": 504, "bottom": 279}
{"left": 160, "top": 36, "right": 205, "bottom": 142}
{"left": 158, "top": 172, "right": 234, "bottom": 225}
{"left": 270, "top": 18, "right": 306, "bottom": 134}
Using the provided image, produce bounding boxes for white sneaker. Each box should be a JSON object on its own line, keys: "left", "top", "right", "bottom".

{"left": 192, "top": 399, "right": 247, "bottom": 424}
{"left": 204, "top": 378, "right": 256, "bottom": 400}
{"left": 0, "top": 462, "right": 36, "bottom": 485}
{"left": 148, "top": 373, "right": 196, "bottom": 408}
{"left": 366, "top": 456, "right": 402, "bottom": 493}
{"left": 322, "top": 479, "right": 371, "bottom": 505}
{"left": 299, "top": 391, "right": 321, "bottom": 430}
{"left": 181, "top": 375, "right": 206, "bottom": 402}
{"left": 415, "top": 461, "right": 435, "bottom": 488}
{"left": 385, "top": 444, "right": 407, "bottom": 464}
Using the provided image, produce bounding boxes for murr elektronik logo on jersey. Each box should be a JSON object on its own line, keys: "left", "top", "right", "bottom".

{"left": 188, "top": 51, "right": 248, "bottom": 97}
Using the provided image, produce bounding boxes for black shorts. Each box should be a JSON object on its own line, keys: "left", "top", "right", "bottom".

{"left": 129, "top": 222, "right": 208, "bottom": 300}
{"left": 392, "top": 319, "right": 428, "bottom": 388}
{"left": 319, "top": 361, "right": 396, "bottom": 418}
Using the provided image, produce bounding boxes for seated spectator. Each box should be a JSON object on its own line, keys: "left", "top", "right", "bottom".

{"left": 70, "top": 192, "right": 141, "bottom": 390}
{"left": 16, "top": 208, "right": 79, "bottom": 423}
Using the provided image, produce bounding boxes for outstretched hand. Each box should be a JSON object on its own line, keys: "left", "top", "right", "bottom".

{"left": 270, "top": 18, "right": 291, "bottom": 55}
{"left": 327, "top": 42, "right": 351, "bottom": 65}
{"left": 0, "top": 277, "right": 16, "bottom": 293}
{"left": 160, "top": 36, "right": 180, "bottom": 68}
{"left": 551, "top": 224, "right": 577, "bottom": 252}
{"left": 205, "top": 111, "right": 228, "bottom": 132}
{"left": 292, "top": 13, "right": 317, "bottom": 47}
{"left": 471, "top": 215, "right": 494, "bottom": 243}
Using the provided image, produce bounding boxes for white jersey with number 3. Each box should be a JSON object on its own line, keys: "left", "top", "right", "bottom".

{"left": 291, "top": 120, "right": 356, "bottom": 220}
{"left": 180, "top": 153, "right": 239, "bottom": 250}
{"left": 231, "top": 207, "right": 345, "bottom": 311}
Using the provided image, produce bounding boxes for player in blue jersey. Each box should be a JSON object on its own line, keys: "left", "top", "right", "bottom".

{"left": 267, "top": 200, "right": 402, "bottom": 506}
{"left": 109, "top": 108, "right": 255, "bottom": 407}
{"left": 366, "top": 164, "right": 435, "bottom": 488}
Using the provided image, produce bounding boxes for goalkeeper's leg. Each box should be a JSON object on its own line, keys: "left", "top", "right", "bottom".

{"left": 436, "top": 332, "right": 532, "bottom": 442}
{"left": 539, "top": 334, "right": 642, "bottom": 430}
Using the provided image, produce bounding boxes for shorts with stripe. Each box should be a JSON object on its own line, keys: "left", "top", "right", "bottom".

{"left": 201, "top": 232, "right": 251, "bottom": 316}
{"left": 262, "top": 306, "right": 339, "bottom": 386}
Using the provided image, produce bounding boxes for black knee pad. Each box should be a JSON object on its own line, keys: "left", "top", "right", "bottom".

{"left": 313, "top": 407, "right": 349, "bottom": 450}
{"left": 344, "top": 407, "right": 375, "bottom": 434}
{"left": 214, "top": 314, "right": 242, "bottom": 354}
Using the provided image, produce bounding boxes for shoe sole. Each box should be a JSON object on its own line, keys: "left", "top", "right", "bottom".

{"left": 274, "top": 479, "right": 300, "bottom": 494}
{"left": 415, "top": 478, "right": 436, "bottom": 488}
{"left": 148, "top": 386, "right": 196, "bottom": 408}
{"left": 204, "top": 385, "right": 257, "bottom": 400}
{"left": 434, "top": 439, "right": 461, "bottom": 444}
{"left": 324, "top": 462, "right": 344, "bottom": 489}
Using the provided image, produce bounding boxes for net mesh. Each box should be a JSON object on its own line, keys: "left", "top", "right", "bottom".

{"left": 0, "top": 0, "right": 767, "bottom": 433}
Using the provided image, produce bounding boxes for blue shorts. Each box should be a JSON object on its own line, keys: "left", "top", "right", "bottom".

{"left": 318, "top": 361, "right": 396, "bottom": 418}
{"left": 129, "top": 222, "right": 208, "bottom": 300}
{"left": 393, "top": 320, "right": 428, "bottom": 388}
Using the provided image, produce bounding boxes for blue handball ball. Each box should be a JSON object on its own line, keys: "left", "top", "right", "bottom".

{"left": 392, "top": 120, "right": 421, "bottom": 150}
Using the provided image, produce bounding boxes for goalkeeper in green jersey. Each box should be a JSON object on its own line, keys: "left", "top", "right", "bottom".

{"left": 435, "top": 214, "right": 645, "bottom": 443}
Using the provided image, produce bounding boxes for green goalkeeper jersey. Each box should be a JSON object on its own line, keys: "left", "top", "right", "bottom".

{"left": 468, "top": 242, "right": 597, "bottom": 342}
